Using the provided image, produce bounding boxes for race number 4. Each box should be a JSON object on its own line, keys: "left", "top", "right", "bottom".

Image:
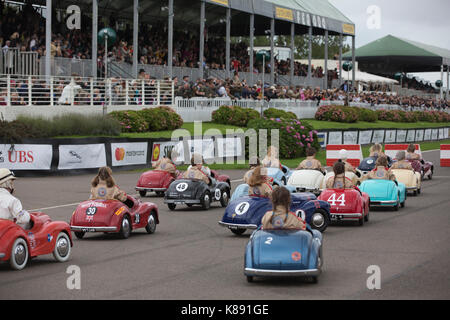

{"left": 327, "top": 193, "right": 346, "bottom": 206}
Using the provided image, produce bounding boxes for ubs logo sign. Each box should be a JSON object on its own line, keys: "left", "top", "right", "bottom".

{"left": 68, "top": 151, "right": 82, "bottom": 163}
{"left": 8, "top": 150, "right": 34, "bottom": 163}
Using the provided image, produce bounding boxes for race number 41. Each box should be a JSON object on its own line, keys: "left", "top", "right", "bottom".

{"left": 327, "top": 194, "right": 346, "bottom": 206}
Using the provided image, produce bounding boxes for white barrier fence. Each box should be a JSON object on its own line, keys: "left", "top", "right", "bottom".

{"left": 0, "top": 74, "right": 174, "bottom": 109}
{"left": 173, "top": 98, "right": 443, "bottom": 122}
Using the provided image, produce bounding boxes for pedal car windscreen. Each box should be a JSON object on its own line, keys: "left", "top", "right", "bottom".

{"left": 252, "top": 230, "right": 312, "bottom": 270}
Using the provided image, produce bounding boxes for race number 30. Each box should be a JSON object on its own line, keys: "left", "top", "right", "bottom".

{"left": 327, "top": 194, "right": 346, "bottom": 206}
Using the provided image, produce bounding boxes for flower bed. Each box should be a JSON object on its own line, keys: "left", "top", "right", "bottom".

{"left": 247, "top": 117, "right": 319, "bottom": 159}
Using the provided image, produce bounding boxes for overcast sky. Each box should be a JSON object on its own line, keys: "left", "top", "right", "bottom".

{"left": 329, "top": 0, "right": 450, "bottom": 87}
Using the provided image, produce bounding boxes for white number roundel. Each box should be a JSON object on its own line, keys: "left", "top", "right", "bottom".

{"left": 235, "top": 202, "right": 250, "bottom": 216}
{"left": 176, "top": 183, "right": 188, "bottom": 192}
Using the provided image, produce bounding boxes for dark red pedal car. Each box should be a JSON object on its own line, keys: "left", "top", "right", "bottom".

{"left": 408, "top": 159, "right": 434, "bottom": 180}
{"left": 70, "top": 195, "right": 159, "bottom": 240}
{"left": 136, "top": 169, "right": 230, "bottom": 197}
{"left": 0, "top": 213, "right": 73, "bottom": 270}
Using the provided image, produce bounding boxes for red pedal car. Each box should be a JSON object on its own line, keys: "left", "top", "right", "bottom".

{"left": 407, "top": 159, "right": 434, "bottom": 180}
{"left": 136, "top": 169, "right": 231, "bottom": 197}
{"left": 318, "top": 187, "right": 370, "bottom": 226}
{"left": 136, "top": 170, "right": 178, "bottom": 197}
{"left": 70, "top": 195, "right": 159, "bottom": 239}
{"left": 0, "top": 213, "right": 73, "bottom": 270}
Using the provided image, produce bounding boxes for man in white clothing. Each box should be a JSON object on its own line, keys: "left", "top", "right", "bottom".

{"left": 0, "top": 169, "right": 30, "bottom": 228}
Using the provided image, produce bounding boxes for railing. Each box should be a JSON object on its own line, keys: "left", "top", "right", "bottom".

{"left": 173, "top": 97, "right": 448, "bottom": 122}
{"left": 0, "top": 74, "right": 174, "bottom": 107}
{"left": 0, "top": 48, "right": 40, "bottom": 75}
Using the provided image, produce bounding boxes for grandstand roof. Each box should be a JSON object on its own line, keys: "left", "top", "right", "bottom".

{"left": 343, "top": 35, "right": 450, "bottom": 75}
{"left": 31, "top": 0, "right": 354, "bottom": 36}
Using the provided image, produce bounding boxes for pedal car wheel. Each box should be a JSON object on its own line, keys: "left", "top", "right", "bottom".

{"left": 10, "top": 238, "right": 28, "bottom": 270}
{"left": 155, "top": 191, "right": 165, "bottom": 197}
{"left": 358, "top": 209, "right": 365, "bottom": 226}
{"left": 310, "top": 209, "right": 329, "bottom": 232}
{"left": 201, "top": 191, "right": 211, "bottom": 210}
{"left": 230, "top": 228, "right": 246, "bottom": 235}
{"left": 53, "top": 232, "right": 71, "bottom": 262}
{"left": 393, "top": 198, "right": 400, "bottom": 211}
{"left": 119, "top": 216, "right": 132, "bottom": 239}
{"left": 220, "top": 190, "right": 230, "bottom": 207}
{"left": 364, "top": 209, "right": 370, "bottom": 222}
{"left": 145, "top": 211, "right": 157, "bottom": 234}
{"left": 311, "top": 276, "right": 319, "bottom": 284}
{"left": 74, "top": 231, "right": 85, "bottom": 239}
{"left": 428, "top": 169, "right": 433, "bottom": 180}
{"left": 168, "top": 203, "right": 176, "bottom": 211}
{"left": 246, "top": 276, "right": 254, "bottom": 283}
{"left": 139, "top": 190, "right": 147, "bottom": 197}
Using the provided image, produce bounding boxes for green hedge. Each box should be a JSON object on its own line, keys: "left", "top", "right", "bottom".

{"left": 212, "top": 105, "right": 260, "bottom": 127}
{"left": 247, "top": 118, "right": 320, "bottom": 159}
{"left": 109, "top": 106, "right": 183, "bottom": 133}
{"left": 263, "top": 108, "right": 297, "bottom": 120}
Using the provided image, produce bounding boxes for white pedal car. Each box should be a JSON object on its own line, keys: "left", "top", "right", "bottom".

{"left": 287, "top": 169, "right": 326, "bottom": 195}
{"left": 390, "top": 169, "right": 421, "bottom": 196}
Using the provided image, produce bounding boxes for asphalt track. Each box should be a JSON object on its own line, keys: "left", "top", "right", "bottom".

{"left": 0, "top": 150, "right": 449, "bottom": 300}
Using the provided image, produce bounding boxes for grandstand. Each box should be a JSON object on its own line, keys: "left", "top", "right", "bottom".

{"left": 0, "top": 0, "right": 449, "bottom": 118}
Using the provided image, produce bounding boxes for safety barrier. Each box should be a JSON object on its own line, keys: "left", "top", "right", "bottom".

{"left": 0, "top": 74, "right": 174, "bottom": 108}
{"left": 440, "top": 145, "right": 450, "bottom": 167}
{"left": 0, "top": 48, "right": 40, "bottom": 75}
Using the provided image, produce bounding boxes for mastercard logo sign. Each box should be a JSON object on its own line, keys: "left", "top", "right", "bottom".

{"left": 115, "top": 148, "right": 125, "bottom": 161}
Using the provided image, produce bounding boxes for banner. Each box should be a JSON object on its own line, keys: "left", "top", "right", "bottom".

{"left": 111, "top": 142, "right": 148, "bottom": 167}
{"left": 424, "top": 129, "right": 432, "bottom": 141}
{"left": 152, "top": 140, "right": 184, "bottom": 164}
{"left": 328, "top": 132, "right": 343, "bottom": 145}
{"left": 358, "top": 130, "right": 373, "bottom": 145}
{"left": 385, "top": 130, "right": 396, "bottom": 143}
{"left": 216, "top": 137, "right": 243, "bottom": 158}
{"left": 406, "top": 130, "right": 416, "bottom": 142}
{"left": 432, "top": 129, "right": 439, "bottom": 140}
{"left": 372, "top": 130, "right": 385, "bottom": 143}
{"left": 343, "top": 131, "right": 358, "bottom": 145}
{"left": 396, "top": 130, "right": 407, "bottom": 142}
{"left": 0, "top": 144, "right": 52, "bottom": 170}
{"left": 317, "top": 132, "right": 327, "bottom": 148}
{"left": 58, "top": 144, "right": 106, "bottom": 170}
{"left": 187, "top": 139, "right": 215, "bottom": 161}
{"left": 415, "top": 130, "right": 424, "bottom": 142}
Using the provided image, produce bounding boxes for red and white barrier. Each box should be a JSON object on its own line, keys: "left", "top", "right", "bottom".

{"left": 384, "top": 144, "right": 422, "bottom": 159}
{"left": 441, "top": 145, "right": 450, "bottom": 167}
{"left": 326, "top": 145, "right": 363, "bottom": 167}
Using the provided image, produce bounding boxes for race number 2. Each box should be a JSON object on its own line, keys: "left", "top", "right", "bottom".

{"left": 327, "top": 193, "right": 346, "bottom": 206}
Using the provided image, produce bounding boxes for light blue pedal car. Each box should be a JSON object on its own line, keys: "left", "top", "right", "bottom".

{"left": 244, "top": 227, "right": 323, "bottom": 283}
{"left": 359, "top": 179, "right": 406, "bottom": 211}
{"left": 266, "top": 165, "right": 292, "bottom": 186}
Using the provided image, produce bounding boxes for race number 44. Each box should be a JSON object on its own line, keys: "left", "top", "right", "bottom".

{"left": 327, "top": 194, "right": 346, "bottom": 206}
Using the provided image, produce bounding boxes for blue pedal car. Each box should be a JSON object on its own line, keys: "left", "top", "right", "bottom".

{"left": 244, "top": 227, "right": 323, "bottom": 283}
{"left": 266, "top": 165, "right": 292, "bottom": 186}
{"left": 230, "top": 183, "right": 296, "bottom": 202}
{"left": 219, "top": 193, "right": 331, "bottom": 235}
{"left": 359, "top": 179, "right": 406, "bottom": 211}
